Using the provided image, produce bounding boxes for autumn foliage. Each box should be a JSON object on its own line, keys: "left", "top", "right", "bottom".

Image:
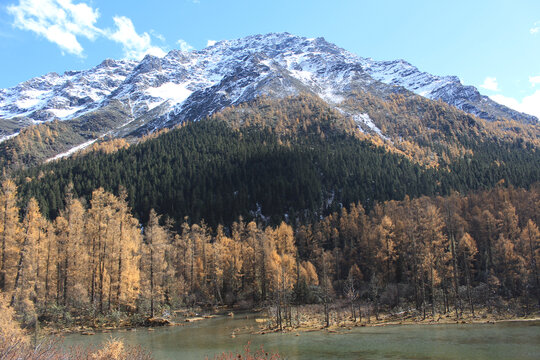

{"left": 0, "top": 178, "right": 538, "bottom": 335}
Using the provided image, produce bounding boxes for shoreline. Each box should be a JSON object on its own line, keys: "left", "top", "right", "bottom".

{"left": 255, "top": 316, "right": 540, "bottom": 335}
{"left": 40, "top": 307, "right": 540, "bottom": 338}
{"left": 42, "top": 307, "right": 240, "bottom": 337}
{"left": 252, "top": 308, "right": 540, "bottom": 335}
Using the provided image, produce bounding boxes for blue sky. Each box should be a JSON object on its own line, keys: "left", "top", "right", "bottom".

{"left": 1, "top": 0, "right": 540, "bottom": 118}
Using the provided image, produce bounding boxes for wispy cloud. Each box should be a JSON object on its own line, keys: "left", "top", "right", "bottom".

{"left": 490, "top": 90, "right": 540, "bottom": 120}
{"left": 486, "top": 75, "right": 540, "bottom": 119}
{"left": 150, "top": 29, "right": 165, "bottom": 42}
{"left": 176, "top": 39, "right": 194, "bottom": 52}
{"left": 479, "top": 76, "right": 499, "bottom": 92}
{"left": 107, "top": 16, "right": 166, "bottom": 59}
{"left": 530, "top": 21, "right": 540, "bottom": 35}
{"left": 6, "top": 0, "right": 168, "bottom": 59}
{"left": 529, "top": 76, "right": 540, "bottom": 87}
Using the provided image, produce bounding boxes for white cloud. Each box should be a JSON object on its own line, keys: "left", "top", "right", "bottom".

{"left": 206, "top": 39, "right": 216, "bottom": 47}
{"left": 490, "top": 91, "right": 540, "bottom": 119}
{"left": 176, "top": 39, "right": 194, "bottom": 52}
{"left": 107, "top": 16, "right": 166, "bottom": 59}
{"left": 529, "top": 76, "right": 540, "bottom": 87}
{"left": 479, "top": 77, "right": 500, "bottom": 92}
{"left": 7, "top": 0, "right": 102, "bottom": 56}
{"left": 7, "top": 0, "right": 167, "bottom": 60}
{"left": 150, "top": 29, "right": 165, "bottom": 42}
{"left": 530, "top": 21, "right": 540, "bottom": 35}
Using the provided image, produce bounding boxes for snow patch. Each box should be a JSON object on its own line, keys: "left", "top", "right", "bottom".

{"left": 50, "top": 106, "right": 86, "bottom": 119}
{"left": 146, "top": 82, "right": 193, "bottom": 105}
{"left": 0, "top": 132, "right": 20, "bottom": 144}
{"left": 16, "top": 90, "right": 48, "bottom": 109}
{"left": 353, "top": 113, "right": 389, "bottom": 140}
{"left": 289, "top": 68, "right": 313, "bottom": 83}
{"left": 361, "top": 59, "right": 457, "bottom": 100}
{"left": 146, "top": 100, "right": 166, "bottom": 111}
{"left": 46, "top": 139, "right": 97, "bottom": 162}
{"left": 320, "top": 89, "right": 344, "bottom": 104}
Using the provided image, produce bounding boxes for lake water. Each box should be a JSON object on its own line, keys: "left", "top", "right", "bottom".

{"left": 60, "top": 314, "right": 540, "bottom": 359}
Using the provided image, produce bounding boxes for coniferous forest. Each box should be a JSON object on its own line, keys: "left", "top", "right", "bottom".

{"left": 14, "top": 95, "right": 540, "bottom": 229}
{"left": 0, "top": 95, "right": 537, "bottom": 334}
{"left": 0, "top": 178, "right": 538, "bottom": 331}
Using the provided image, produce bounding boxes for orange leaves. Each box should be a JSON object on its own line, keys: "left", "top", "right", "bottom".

{"left": 299, "top": 261, "right": 319, "bottom": 286}
{"left": 458, "top": 233, "right": 478, "bottom": 262}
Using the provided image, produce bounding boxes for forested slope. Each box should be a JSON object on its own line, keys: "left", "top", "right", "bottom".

{"left": 16, "top": 96, "right": 540, "bottom": 229}
{"left": 0, "top": 94, "right": 537, "bottom": 333}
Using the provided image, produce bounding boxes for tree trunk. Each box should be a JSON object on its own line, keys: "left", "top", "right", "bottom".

{"left": 117, "top": 247, "right": 123, "bottom": 310}
{"left": 527, "top": 231, "right": 540, "bottom": 306}
{"left": 63, "top": 255, "right": 68, "bottom": 306}
{"left": 99, "top": 241, "right": 105, "bottom": 314}
{"left": 45, "top": 239, "right": 51, "bottom": 301}
{"left": 10, "top": 239, "right": 27, "bottom": 307}
{"left": 56, "top": 241, "right": 62, "bottom": 304}
{"left": 375, "top": 295, "right": 380, "bottom": 321}
{"left": 430, "top": 267, "right": 436, "bottom": 318}
{"left": 0, "top": 201, "right": 9, "bottom": 292}
{"left": 34, "top": 232, "right": 42, "bottom": 305}
{"left": 442, "top": 279, "right": 449, "bottom": 314}
{"left": 464, "top": 261, "right": 474, "bottom": 317}
{"left": 449, "top": 234, "right": 462, "bottom": 318}
{"left": 150, "top": 246, "right": 155, "bottom": 318}
{"left": 422, "top": 276, "right": 426, "bottom": 320}
{"left": 324, "top": 301, "right": 329, "bottom": 327}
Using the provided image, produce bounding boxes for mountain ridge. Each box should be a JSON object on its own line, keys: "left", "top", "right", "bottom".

{"left": 0, "top": 32, "right": 537, "bottom": 164}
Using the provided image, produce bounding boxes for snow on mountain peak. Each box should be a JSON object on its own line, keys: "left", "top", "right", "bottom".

{"left": 0, "top": 32, "right": 536, "bottom": 141}
{"left": 0, "top": 58, "right": 137, "bottom": 123}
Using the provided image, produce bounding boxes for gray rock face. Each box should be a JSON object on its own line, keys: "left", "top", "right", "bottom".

{"left": 0, "top": 32, "right": 536, "bottom": 144}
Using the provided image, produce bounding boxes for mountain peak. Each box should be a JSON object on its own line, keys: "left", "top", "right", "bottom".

{"left": 0, "top": 32, "right": 536, "bottom": 144}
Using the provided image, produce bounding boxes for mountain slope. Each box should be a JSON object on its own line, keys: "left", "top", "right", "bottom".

{"left": 359, "top": 58, "right": 537, "bottom": 123}
{"left": 0, "top": 59, "right": 136, "bottom": 131}
{"left": 0, "top": 33, "right": 536, "bottom": 168}
{"left": 16, "top": 96, "right": 540, "bottom": 229}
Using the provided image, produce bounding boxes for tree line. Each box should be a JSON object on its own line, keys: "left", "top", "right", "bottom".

{"left": 0, "top": 178, "right": 538, "bottom": 329}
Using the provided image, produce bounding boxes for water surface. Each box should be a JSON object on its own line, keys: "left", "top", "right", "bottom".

{"left": 61, "top": 314, "right": 540, "bottom": 359}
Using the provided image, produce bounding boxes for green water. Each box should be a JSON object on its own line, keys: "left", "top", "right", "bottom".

{"left": 60, "top": 314, "right": 540, "bottom": 359}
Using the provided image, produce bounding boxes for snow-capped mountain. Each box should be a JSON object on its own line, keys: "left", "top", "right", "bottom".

{"left": 359, "top": 58, "right": 536, "bottom": 123}
{"left": 0, "top": 32, "right": 536, "bottom": 148}
{"left": 0, "top": 59, "right": 136, "bottom": 123}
